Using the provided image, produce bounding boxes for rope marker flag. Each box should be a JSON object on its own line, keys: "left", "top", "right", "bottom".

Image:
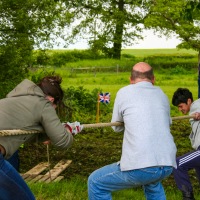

{"left": 96, "top": 92, "right": 110, "bottom": 123}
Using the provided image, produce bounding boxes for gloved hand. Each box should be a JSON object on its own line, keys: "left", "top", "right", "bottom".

{"left": 63, "top": 121, "right": 83, "bottom": 135}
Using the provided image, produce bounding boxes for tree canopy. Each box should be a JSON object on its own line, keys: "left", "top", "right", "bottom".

{"left": 63, "top": 0, "right": 149, "bottom": 59}
{"left": 144, "top": 0, "right": 200, "bottom": 54}
{"left": 0, "top": 0, "right": 72, "bottom": 97}
{"left": 1, "top": 0, "right": 200, "bottom": 98}
{"left": 144, "top": 0, "right": 200, "bottom": 96}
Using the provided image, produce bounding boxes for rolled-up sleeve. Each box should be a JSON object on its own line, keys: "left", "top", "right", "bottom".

{"left": 111, "top": 92, "right": 124, "bottom": 132}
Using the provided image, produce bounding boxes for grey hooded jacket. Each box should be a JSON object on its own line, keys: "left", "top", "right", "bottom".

{"left": 0, "top": 79, "right": 73, "bottom": 159}
{"left": 189, "top": 98, "right": 200, "bottom": 150}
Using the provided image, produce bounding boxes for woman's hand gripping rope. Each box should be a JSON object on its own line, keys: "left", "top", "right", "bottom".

{"left": 63, "top": 121, "right": 83, "bottom": 135}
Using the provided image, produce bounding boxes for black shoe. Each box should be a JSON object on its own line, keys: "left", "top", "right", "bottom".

{"left": 182, "top": 191, "right": 195, "bottom": 200}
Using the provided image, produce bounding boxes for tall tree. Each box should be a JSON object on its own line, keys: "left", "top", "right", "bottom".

{"left": 144, "top": 0, "right": 200, "bottom": 96}
{"left": 0, "top": 0, "right": 72, "bottom": 97}
{"left": 63, "top": 0, "right": 149, "bottom": 59}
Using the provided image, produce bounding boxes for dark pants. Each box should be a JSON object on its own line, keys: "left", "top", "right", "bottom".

{"left": 0, "top": 153, "right": 35, "bottom": 200}
{"left": 7, "top": 150, "right": 20, "bottom": 171}
{"left": 173, "top": 149, "right": 200, "bottom": 192}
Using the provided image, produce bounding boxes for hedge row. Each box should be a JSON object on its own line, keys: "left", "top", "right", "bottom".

{"left": 32, "top": 50, "right": 198, "bottom": 71}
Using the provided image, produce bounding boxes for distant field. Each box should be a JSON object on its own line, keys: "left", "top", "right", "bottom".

{"left": 122, "top": 48, "right": 198, "bottom": 57}
{"left": 49, "top": 48, "right": 198, "bottom": 57}
{"left": 46, "top": 48, "right": 198, "bottom": 71}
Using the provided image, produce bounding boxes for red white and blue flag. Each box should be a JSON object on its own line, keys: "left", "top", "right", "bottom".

{"left": 99, "top": 92, "right": 110, "bottom": 104}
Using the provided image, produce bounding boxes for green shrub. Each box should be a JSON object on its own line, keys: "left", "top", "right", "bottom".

{"left": 63, "top": 86, "right": 112, "bottom": 123}
{"left": 143, "top": 54, "right": 197, "bottom": 70}
{"left": 34, "top": 49, "right": 105, "bottom": 68}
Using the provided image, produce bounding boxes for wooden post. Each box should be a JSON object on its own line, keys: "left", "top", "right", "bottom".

{"left": 96, "top": 92, "right": 100, "bottom": 123}
{"left": 116, "top": 64, "right": 119, "bottom": 74}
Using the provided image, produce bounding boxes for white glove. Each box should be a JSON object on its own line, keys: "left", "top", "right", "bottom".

{"left": 63, "top": 121, "right": 83, "bottom": 135}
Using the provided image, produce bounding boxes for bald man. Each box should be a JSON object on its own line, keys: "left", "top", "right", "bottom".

{"left": 88, "top": 62, "right": 177, "bottom": 200}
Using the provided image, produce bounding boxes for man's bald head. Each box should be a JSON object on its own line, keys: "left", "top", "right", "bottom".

{"left": 133, "top": 62, "right": 152, "bottom": 72}
{"left": 130, "top": 62, "right": 154, "bottom": 84}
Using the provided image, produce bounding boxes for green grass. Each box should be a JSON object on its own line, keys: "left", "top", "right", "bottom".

{"left": 28, "top": 176, "right": 200, "bottom": 200}
{"left": 28, "top": 177, "right": 182, "bottom": 200}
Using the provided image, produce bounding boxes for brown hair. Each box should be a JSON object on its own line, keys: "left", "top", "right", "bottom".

{"left": 131, "top": 68, "right": 154, "bottom": 81}
{"left": 37, "top": 75, "right": 64, "bottom": 105}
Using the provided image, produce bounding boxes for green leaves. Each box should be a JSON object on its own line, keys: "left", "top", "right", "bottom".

{"left": 0, "top": 0, "right": 73, "bottom": 97}
{"left": 144, "top": 0, "right": 200, "bottom": 52}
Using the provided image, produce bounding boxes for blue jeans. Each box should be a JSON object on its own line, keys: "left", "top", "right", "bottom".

{"left": 7, "top": 150, "right": 20, "bottom": 171}
{"left": 88, "top": 162, "right": 173, "bottom": 200}
{"left": 0, "top": 153, "right": 35, "bottom": 200}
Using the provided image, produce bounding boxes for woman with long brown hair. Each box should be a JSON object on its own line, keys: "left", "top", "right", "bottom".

{"left": 0, "top": 75, "right": 82, "bottom": 199}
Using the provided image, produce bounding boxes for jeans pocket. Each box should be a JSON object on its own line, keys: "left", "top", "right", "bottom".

{"left": 127, "top": 167, "right": 161, "bottom": 185}
{"left": 139, "top": 167, "right": 160, "bottom": 174}
{"left": 127, "top": 166, "right": 172, "bottom": 186}
{"left": 162, "top": 166, "right": 173, "bottom": 178}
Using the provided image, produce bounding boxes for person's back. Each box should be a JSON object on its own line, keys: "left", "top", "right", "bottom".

{"left": 0, "top": 79, "right": 47, "bottom": 131}
{"left": 112, "top": 81, "right": 176, "bottom": 171}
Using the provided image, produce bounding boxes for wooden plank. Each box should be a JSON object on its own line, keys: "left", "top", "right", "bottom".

{"left": 53, "top": 176, "right": 64, "bottom": 182}
{"left": 38, "top": 175, "right": 52, "bottom": 183}
{"left": 29, "top": 175, "right": 63, "bottom": 183}
{"left": 24, "top": 174, "right": 38, "bottom": 182}
{"left": 21, "top": 173, "right": 30, "bottom": 179}
{"left": 44, "top": 159, "right": 72, "bottom": 177}
{"left": 30, "top": 175, "right": 44, "bottom": 183}
{"left": 31, "top": 175, "right": 56, "bottom": 183}
{"left": 41, "top": 160, "right": 72, "bottom": 183}
{"left": 22, "top": 159, "right": 72, "bottom": 183}
{"left": 23, "top": 162, "right": 48, "bottom": 175}
{"left": 38, "top": 175, "right": 59, "bottom": 183}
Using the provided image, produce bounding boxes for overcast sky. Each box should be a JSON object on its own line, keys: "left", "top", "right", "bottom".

{"left": 55, "top": 30, "right": 181, "bottom": 49}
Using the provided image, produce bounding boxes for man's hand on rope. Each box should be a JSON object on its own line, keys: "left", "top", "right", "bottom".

{"left": 63, "top": 121, "right": 83, "bottom": 135}
{"left": 194, "top": 112, "right": 200, "bottom": 120}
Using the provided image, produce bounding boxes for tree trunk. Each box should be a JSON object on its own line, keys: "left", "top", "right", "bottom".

{"left": 112, "top": 0, "right": 124, "bottom": 59}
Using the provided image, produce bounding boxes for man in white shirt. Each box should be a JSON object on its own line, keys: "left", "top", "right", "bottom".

{"left": 87, "top": 62, "right": 177, "bottom": 200}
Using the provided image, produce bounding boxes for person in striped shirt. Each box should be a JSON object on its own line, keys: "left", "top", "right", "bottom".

{"left": 172, "top": 88, "right": 200, "bottom": 200}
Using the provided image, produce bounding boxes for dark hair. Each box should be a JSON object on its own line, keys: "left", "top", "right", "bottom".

{"left": 172, "top": 88, "right": 193, "bottom": 106}
{"left": 37, "top": 75, "right": 64, "bottom": 105}
{"left": 131, "top": 68, "right": 154, "bottom": 81}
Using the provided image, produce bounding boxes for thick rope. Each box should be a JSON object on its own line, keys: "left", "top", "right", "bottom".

{"left": 0, "top": 115, "right": 195, "bottom": 136}
{"left": 0, "top": 129, "right": 42, "bottom": 136}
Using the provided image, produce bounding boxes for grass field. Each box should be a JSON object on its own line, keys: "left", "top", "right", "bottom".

{"left": 28, "top": 178, "right": 183, "bottom": 200}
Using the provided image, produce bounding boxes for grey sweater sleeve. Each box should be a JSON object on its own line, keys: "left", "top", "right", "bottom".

{"left": 40, "top": 102, "right": 73, "bottom": 149}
